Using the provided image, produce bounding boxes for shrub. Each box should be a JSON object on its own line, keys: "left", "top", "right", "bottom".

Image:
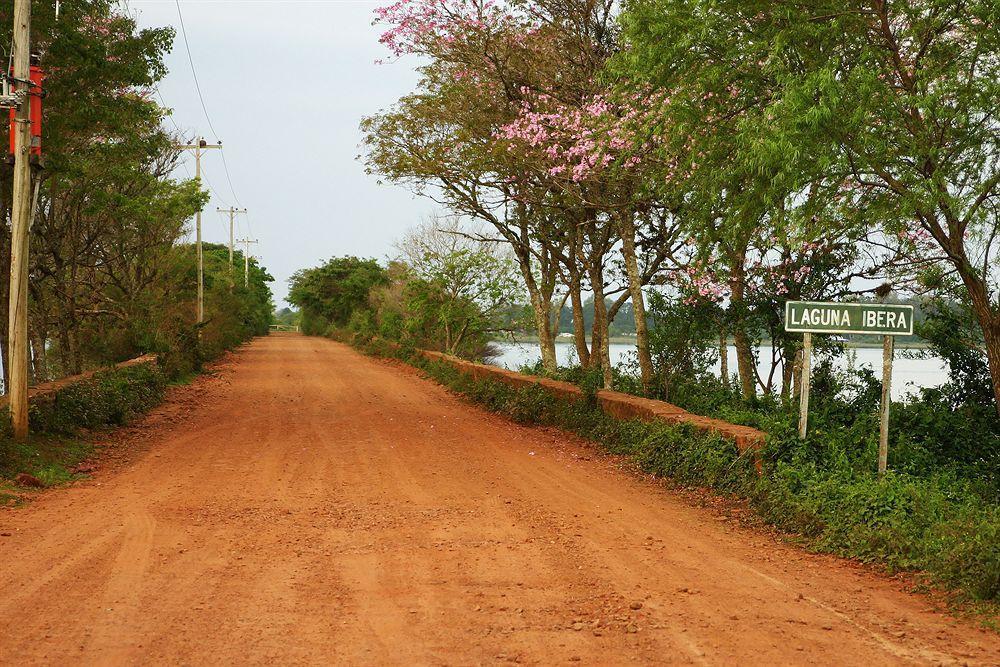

{"left": 13, "top": 362, "right": 167, "bottom": 436}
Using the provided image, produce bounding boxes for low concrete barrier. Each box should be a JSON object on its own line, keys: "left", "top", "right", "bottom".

{"left": 415, "top": 348, "right": 766, "bottom": 453}
{"left": 0, "top": 353, "right": 159, "bottom": 410}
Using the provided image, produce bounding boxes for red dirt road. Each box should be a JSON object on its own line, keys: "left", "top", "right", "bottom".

{"left": 1, "top": 334, "right": 997, "bottom": 665}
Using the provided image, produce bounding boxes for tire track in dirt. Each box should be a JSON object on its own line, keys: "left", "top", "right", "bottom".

{"left": 0, "top": 334, "right": 996, "bottom": 665}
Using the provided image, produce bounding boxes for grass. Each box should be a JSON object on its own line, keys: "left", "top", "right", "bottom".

{"left": 0, "top": 435, "right": 94, "bottom": 501}
{"left": 0, "top": 361, "right": 168, "bottom": 495}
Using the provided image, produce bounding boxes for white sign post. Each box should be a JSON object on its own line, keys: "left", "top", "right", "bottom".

{"left": 879, "top": 335, "right": 894, "bottom": 475}
{"left": 798, "top": 332, "right": 811, "bottom": 439}
{"left": 785, "top": 301, "right": 914, "bottom": 475}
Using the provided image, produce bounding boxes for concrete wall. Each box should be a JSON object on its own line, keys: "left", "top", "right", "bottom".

{"left": 415, "top": 349, "right": 766, "bottom": 453}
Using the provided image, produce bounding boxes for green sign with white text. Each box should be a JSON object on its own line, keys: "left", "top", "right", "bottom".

{"left": 784, "top": 301, "right": 914, "bottom": 336}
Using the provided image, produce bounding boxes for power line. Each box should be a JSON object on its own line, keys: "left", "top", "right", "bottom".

{"left": 219, "top": 149, "right": 242, "bottom": 205}
{"left": 174, "top": 0, "right": 219, "bottom": 140}
{"left": 171, "top": 1, "right": 245, "bottom": 215}
{"left": 154, "top": 4, "right": 256, "bottom": 259}
{"left": 198, "top": 162, "right": 231, "bottom": 206}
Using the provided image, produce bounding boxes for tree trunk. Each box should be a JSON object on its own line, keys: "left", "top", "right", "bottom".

{"left": 588, "top": 262, "right": 612, "bottom": 389}
{"left": 792, "top": 346, "right": 803, "bottom": 401}
{"left": 512, "top": 247, "right": 557, "bottom": 373}
{"left": 728, "top": 260, "right": 755, "bottom": 399}
{"left": 719, "top": 329, "right": 729, "bottom": 390}
{"left": 958, "top": 262, "right": 1000, "bottom": 416}
{"left": 732, "top": 327, "right": 755, "bottom": 399}
{"left": 69, "top": 326, "right": 83, "bottom": 375}
{"left": 0, "top": 330, "right": 8, "bottom": 395}
{"left": 531, "top": 292, "right": 557, "bottom": 372}
{"left": 780, "top": 342, "right": 795, "bottom": 400}
{"left": 57, "top": 322, "right": 73, "bottom": 377}
{"left": 983, "top": 322, "right": 1000, "bottom": 417}
{"left": 30, "top": 329, "right": 47, "bottom": 384}
{"left": 568, "top": 269, "right": 590, "bottom": 367}
{"left": 616, "top": 213, "right": 653, "bottom": 393}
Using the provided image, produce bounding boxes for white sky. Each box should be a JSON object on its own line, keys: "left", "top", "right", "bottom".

{"left": 131, "top": 0, "right": 438, "bottom": 306}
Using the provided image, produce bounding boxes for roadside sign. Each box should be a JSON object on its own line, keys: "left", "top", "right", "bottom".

{"left": 785, "top": 300, "right": 913, "bottom": 475}
{"left": 784, "top": 301, "right": 914, "bottom": 336}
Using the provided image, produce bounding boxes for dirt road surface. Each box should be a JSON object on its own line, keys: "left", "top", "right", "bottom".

{"left": 1, "top": 334, "right": 997, "bottom": 665}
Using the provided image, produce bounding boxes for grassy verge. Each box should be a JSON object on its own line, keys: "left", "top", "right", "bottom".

{"left": 0, "top": 362, "right": 168, "bottom": 497}
{"left": 363, "top": 339, "right": 999, "bottom": 616}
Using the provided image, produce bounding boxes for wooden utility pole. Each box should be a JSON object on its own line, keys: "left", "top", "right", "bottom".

{"left": 8, "top": 0, "right": 33, "bottom": 440}
{"left": 216, "top": 206, "right": 246, "bottom": 280}
{"left": 878, "top": 335, "right": 894, "bottom": 475}
{"left": 798, "top": 332, "right": 812, "bottom": 439}
{"left": 237, "top": 238, "right": 258, "bottom": 288}
{"left": 177, "top": 138, "right": 221, "bottom": 325}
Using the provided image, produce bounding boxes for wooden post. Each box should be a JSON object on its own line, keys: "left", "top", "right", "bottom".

{"left": 216, "top": 206, "right": 245, "bottom": 287}
{"left": 8, "top": 0, "right": 32, "bottom": 440}
{"left": 195, "top": 142, "right": 204, "bottom": 324}
{"left": 237, "top": 237, "right": 258, "bottom": 288}
{"left": 798, "top": 332, "right": 811, "bottom": 439}
{"left": 878, "top": 334, "right": 893, "bottom": 475}
{"left": 176, "top": 139, "right": 220, "bottom": 325}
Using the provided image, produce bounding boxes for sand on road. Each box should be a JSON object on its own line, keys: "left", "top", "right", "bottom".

{"left": 1, "top": 333, "right": 997, "bottom": 665}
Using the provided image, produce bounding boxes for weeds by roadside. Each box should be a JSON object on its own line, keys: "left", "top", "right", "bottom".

{"left": 0, "top": 362, "right": 167, "bottom": 493}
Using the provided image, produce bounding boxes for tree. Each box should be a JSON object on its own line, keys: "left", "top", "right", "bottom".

{"left": 287, "top": 257, "right": 388, "bottom": 335}
{"left": 0, "top": 1, "right": 263, "bottom": 386}
{"left": 616, "top": 0, "right": 1000, "bottom": 413}
{"left": 365, "top": 0, "right": 632, "bottom": 378}
{"left": 395, "top": 217, "right": 524, "bottom": 355}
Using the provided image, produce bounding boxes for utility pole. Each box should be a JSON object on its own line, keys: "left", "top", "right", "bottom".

{"left": 7, "top": 0, "right": 32, "bottom": 440}
{"left": 216, "top": 206, "right": 246, "bottom": 282}
{"left": 237, "top": 238, "right": 258, "bottom": 288}
{"left": 177, "top": 138, "right": 221, "bottom": 326}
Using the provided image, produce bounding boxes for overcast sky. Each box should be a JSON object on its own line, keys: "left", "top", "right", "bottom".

{"left": 132, "top": 0, "right": 437, "bottom": 306}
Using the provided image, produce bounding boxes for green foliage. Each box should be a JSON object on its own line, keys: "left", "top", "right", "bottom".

{"left": 287, "top": 257, "right": 388, "bottom": 335}
{"left": 293, "top": 236, "right": 523, "bottom": 362}
{"left": 0, "top": 361, "right": 169, "bottom": 488}
{"left": 614, "top": 0, "right": 1000, "bottom": 411}
{"left": 644, "top": 291, "right": 719, "bottom": 400}
{"left": 916, "top": 301, "right": 994, "bottom": 409}
{"left": 21, "top": 363, "right": 167, "bottom": 435}
{"left": 273, "top": 307, "right": 300, "bottom": 328}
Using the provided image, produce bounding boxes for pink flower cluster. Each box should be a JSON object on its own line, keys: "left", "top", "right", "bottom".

{"left": 374, "top": 0, "right": 511, "bottom": 58}
{"left": 673, "top": 261, "right": 728, "bottom": 304}
{"left": 673, "top": 238, "right": 837, "bottom": 305}
{"left": 496, "top": 91, "right": 663, "bottom": 183}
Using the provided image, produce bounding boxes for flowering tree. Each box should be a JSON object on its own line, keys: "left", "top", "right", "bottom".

{"left": 618, "top": 0, "right": 1000, "bottom": 413}
{"left": 495, "top": 86, "right": 682, "bottom": 389}
{"left": 366, "top": 0, "right": 629, "bottom": 377}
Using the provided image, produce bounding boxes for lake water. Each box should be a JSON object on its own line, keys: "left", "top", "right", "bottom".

{"left": 493, "top": 341, "right": 948, "bottom": 401}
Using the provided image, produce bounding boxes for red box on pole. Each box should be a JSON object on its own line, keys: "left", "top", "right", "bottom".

{"left": 8, "top": 64, "right": 43, "bottom": 156}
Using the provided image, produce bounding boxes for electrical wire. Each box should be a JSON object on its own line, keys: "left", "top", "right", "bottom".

{"left": 154, "top": 87, "right": 195, "bottom": 180}
{"left": 198, "top": 163, "right": 231, "bottom": 207}
{"left": 172, "top": 1, "right": 247, "bottom": 224}
{"left": 219, "top": 149, "right": 242, "bottom": 206}
{"left": 174, "top": 0, "right": 220, "bottom": 140}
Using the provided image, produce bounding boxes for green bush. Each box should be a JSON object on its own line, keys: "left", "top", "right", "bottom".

{"left": 20, "top": 362, "right": 167, "bottom": 436}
